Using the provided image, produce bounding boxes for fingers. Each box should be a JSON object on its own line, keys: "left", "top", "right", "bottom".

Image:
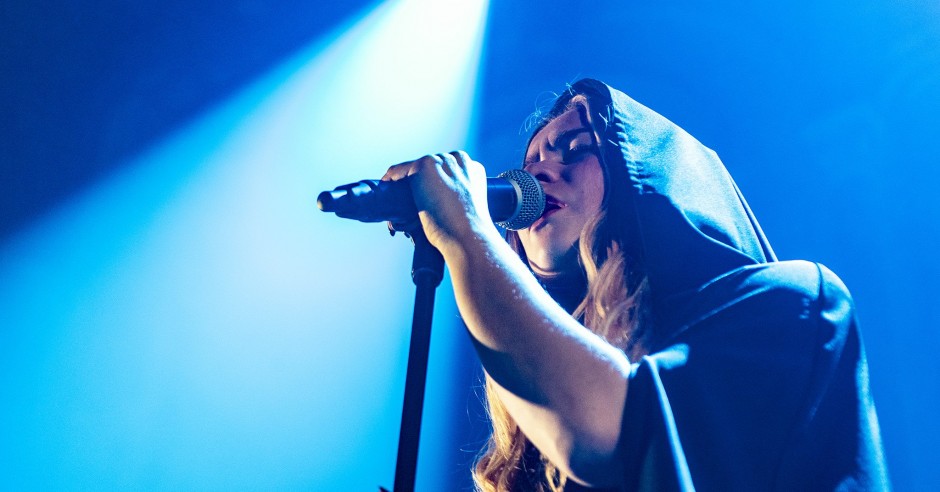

{"left": 381, "top": 157, "right": 423, "bottom": 182}
{"left": 377, "top": 150, "right": 488, "bottom": 246}
{"left": 381, "top": 154, "right": 443, "bottom": 181}
{"left": 381, "top": 151, "right": 476, "bottom": 181}
{"left": 449, "top": 150, "right": 471, "bottom": 167}
{"left": 445, "top": 150, "right": 476, "bottom": 172}
{"left": 449, "top": 150, "right": 487, "bottom": 181}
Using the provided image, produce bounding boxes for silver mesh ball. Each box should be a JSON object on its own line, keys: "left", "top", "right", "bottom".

{"left": 496, "top": 169, "right": 545, "bottom": 230}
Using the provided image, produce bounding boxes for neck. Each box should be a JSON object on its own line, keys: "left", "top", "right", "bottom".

{"left": 535, "top": 268, "right": 587, "bottom": 314}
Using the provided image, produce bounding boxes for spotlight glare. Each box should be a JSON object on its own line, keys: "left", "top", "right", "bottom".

{"left": 0, "top": 0, "right": 490, "bottom": 490}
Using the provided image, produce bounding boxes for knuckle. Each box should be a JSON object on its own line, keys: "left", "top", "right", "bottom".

{"left": 416, "top": 154, "right": 441, "bottom": 171}
{"left": 437, "top": 152, "right": 455, "bottom": 165}
{"left": 383, "top": 162, "right": 408, "bottom": 180}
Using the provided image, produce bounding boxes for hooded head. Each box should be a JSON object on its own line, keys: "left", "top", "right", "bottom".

{"left": 478, "top": 79, "right": 781, "bottom": 491}
{"left": 512, "top": 78, "right": 776, "bottom": 326}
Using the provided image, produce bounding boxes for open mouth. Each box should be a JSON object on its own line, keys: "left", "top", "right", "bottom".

{"left": 531, "top": 195, "right": 565, "bottom": 228}
{"left": 544, "top": 195, "right": 564, "bottom": 214}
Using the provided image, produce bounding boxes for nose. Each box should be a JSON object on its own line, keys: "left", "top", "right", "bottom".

{"left": 524, "top": 158, "right": 561, "bottom": 184}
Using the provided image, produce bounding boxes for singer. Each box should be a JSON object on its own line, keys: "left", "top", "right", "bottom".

{"left": 380, "top": 79, "right": 889, "bottom": 491}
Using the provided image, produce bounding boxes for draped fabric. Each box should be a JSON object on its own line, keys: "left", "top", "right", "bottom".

{"left": 552, "top": 80, "right": 889, "bottom": 491}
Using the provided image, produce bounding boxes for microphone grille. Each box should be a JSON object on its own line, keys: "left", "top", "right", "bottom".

{"left": 496, "top": 169, "right": 545, "bottom": 231}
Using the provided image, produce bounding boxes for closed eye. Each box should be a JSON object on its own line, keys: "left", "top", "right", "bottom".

{"left": 562, "top": 143, "right": 598, "bottom": 164}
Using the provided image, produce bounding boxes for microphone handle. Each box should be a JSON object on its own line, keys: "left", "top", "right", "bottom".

{"left": 317, "top": 177, "right": 520, "bottom": 224}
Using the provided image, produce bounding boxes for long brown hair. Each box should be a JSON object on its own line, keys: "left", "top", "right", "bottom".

{"left": 472, "top": 95, "right": 652, "bottom": 491}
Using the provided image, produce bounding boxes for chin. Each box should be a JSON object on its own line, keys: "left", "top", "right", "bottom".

{"left": 519, "top": 229, "right": 579, "bottom": 268}
{"left": 526, "top": 247, "right": 579, "bottom": 276}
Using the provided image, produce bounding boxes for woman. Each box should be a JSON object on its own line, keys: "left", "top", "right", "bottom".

{"left": 382, "top": 79, "right": 888, "bottom": 491}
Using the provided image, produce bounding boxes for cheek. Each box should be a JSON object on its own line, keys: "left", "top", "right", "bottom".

{"left": 517, "top": 229, "right": 536, "bottom": 252}
{"left": 578, "top": 160, "right": 606, "bottom": 213}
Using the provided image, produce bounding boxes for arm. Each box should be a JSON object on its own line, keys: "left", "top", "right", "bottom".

{"left": 383, "top": 152, "right": 631, "bottom": 487}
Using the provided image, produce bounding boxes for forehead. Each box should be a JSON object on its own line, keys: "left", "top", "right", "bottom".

{"left": 528, "top": 108, "right": 589, "bottom": 150}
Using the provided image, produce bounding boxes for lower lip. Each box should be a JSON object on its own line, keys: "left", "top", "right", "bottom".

{"left": 530, "top": 207, "right": 562, "bottom": 229}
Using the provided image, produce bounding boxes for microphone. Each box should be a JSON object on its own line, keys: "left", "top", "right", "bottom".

{"left": 317, "top": 169, "right": 545, "bottom": 231}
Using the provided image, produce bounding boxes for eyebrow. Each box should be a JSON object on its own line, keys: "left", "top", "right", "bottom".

{"left": 549, "top": 127, "right": 591, "bottom": 150}
{"left": 525, "top": 127, "right": 592, "bottom": 163}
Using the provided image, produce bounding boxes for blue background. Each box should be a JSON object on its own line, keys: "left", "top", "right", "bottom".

{"left": 2, "top": 0, "right": 937, "bottom": 490}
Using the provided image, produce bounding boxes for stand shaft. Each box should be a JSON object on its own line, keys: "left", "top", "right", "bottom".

{"left": 389, "top": 231, "right": 444, "bottom": 492}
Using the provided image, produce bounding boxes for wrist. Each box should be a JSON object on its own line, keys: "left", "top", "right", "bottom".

{"left": 435, "top": 219, "right": 508, "bottom": 269}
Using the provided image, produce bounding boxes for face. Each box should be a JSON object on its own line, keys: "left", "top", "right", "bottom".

{"left": 518, "top": 106, "right": 605, "bottom": 276}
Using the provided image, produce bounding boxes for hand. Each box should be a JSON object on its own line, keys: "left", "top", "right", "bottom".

{"left": 381, "top": 151, "right": 495, "bottom": 253}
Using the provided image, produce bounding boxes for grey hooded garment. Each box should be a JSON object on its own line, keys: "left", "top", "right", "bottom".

{"left": 536, "top": 79, "right": 889, "bottom": 491}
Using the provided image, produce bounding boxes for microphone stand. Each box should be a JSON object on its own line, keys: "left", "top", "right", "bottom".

{"left": 380, "top": 225, "right": 444, "bottom": 492}
{"left": 317, "top": 170, "right": 542, "bottom": 491}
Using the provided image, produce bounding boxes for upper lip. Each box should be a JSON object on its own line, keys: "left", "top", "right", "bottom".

{"left": 544, "top": 193, "right": 565, "bottom": 211}
{"left": 530, "top": 193, "right": 565, "bottom": 229}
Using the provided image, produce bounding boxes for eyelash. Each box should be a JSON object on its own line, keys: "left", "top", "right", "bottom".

{"left": 562, "top": 143, "right": 597, "bottom": 163}
{"left": 523, "top": 143, "right": 597, "bottom": 168}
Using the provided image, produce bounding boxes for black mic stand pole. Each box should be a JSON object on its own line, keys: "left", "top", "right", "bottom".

{"left": 380, "top": 225, "right": 444, "bottom": 492}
